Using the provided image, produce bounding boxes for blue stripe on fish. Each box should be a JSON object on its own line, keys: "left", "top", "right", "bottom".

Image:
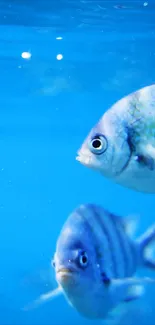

{"left": 97, "top": 206, "right": 129, "bottom": 278}
{"left": 109, "top": 212, "right": 137, "bottom": 277}
{"left": 104, "top": 211, "right": 137, "bottom": 277}
{"left": 85, "top": 204, "right": 137, "bottom": 278}
{"left": 90, "top": 205, "right": 118, "bottom": 277}
{"left": 75, "top": 204, "right": 137, "bottom": 279}
{"left": 108, "top": 212, "right": 129, "bottom": 277}
{"left": 79, "top": 204, "right": 114, "bottom": 278}
{"left": 128, "top": 240, "right": 137, "bottom": 275}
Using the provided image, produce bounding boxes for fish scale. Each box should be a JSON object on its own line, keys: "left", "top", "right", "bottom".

{"left": 128, "top": 102, "right": 155, "bottom": 142}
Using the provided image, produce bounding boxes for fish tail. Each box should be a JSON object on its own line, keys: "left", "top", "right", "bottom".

{"left": 136, "top": 224, "right": 155, "bottom": 270}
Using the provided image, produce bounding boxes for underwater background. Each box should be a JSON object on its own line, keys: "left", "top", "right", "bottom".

{"left": 0, "top": 0, "right": 155, "bottom": 324}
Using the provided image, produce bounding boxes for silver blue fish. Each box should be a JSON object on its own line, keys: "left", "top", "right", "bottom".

{"left": 76, "top": 84, "right": 155, "bottom": 193}
{"left": 24, "top": 204, "right": 155, "bottom": 320}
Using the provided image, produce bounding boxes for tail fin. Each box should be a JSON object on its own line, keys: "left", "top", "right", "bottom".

{"left": 136, "top": 224, "right": 155, "bottom": 270}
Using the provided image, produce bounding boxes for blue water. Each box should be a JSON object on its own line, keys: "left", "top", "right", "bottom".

{"left": 0, "top": 0, "right": 155, "bottom": 324}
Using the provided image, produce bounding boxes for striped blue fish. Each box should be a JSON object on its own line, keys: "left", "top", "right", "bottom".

{"left": 23, "top": 204, "right": 155, "bottom": 320}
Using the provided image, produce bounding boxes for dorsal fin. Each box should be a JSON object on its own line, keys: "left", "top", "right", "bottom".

{"left": 121, "top": 214, "right": 139, "bottom": 237}
{"left": 108, "top": 210, "right": 139, "bottom": 238}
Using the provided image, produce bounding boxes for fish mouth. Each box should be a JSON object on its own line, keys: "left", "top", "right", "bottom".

{"left": 56, "top": 268, "right": 75, "bottom": 284}
{"left": 76, "top": 150, "right": 94, "bottom": 167}
{"left": 76, "top": 154, "right": 91, "bottom": 165}
{"left": 56, "top": 268, "right": 76, "bottom": 286}
{"left": 57, "top": 268, "right": 74, "bottom": 275}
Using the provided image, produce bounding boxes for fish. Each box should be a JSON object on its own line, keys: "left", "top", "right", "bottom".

{"left": 23, "top": 203, "right": 155, "bottom": 320}
{"left": 76, "top": 84, "right": 155, "bottom": 193}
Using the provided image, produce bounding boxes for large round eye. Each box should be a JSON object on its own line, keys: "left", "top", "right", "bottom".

{"left": 89, "top": 134, "right": 108, "bottom": 155}
{"left": 78, "top": 251, "right": 88, "bottom": 268}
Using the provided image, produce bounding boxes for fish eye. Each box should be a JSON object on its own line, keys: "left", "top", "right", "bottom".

{"left": 78, "top": 251, "right": 88, "bottom": 268}
{"left": 89, "top": 134, "right": 108, "bottom": 155}
{"left": 52, "top": 259, "right": 56, "bottom": 268}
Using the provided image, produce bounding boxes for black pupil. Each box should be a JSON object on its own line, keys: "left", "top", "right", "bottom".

{"left": 92, "top": 139, "right": 101, "bottom": 149}
{"left": 82, "top": 255, "right": 87, "bottom": 264}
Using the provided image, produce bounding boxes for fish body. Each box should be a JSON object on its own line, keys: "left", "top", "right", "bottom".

{"left": 25, "top": 204, "right": 155, "bottom": 319}
{"left": 76, "top": 84, "right": 155, "bottom": 193}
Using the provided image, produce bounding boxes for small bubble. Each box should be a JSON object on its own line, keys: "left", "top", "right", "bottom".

{"left": 143, "top": 2, "right": 148, "bottom": 6}
{"left": 56, "top": 54, "right": 63, "bottom": 60}
{"left": 56, "top": 36, "right": 63, "bottom": 40}
{"left": 21, "top": 51, "right": 31, "bottom": 59}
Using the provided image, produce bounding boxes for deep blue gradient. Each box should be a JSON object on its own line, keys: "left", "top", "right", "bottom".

{"left": 0, "top": 1, "right": 155, "bottom": 324}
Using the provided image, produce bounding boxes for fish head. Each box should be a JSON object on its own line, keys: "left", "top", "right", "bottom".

{"left": 76, "top": 110, "right": 132, "bottom": 178}
{"left": 51, "top": 205, "right": 114, "bottom": 319}
{"left": 52, "top": 211, "right": 100, "bottom": 296}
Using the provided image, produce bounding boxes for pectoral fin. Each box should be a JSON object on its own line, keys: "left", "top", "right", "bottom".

{"left": 22, "top": 286, "right": 62, "bottom": 311}
{"left": 110, "top": 277, "right": 155, "bottom": 305}
{"left": 123, "top": 285, "right": 144, "bottom": 302}
{"left": 135, "top": 154, "right": 155, "bottom": 170}
{"left": 135, "top": 144, "right": 155, "bottom": 170}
